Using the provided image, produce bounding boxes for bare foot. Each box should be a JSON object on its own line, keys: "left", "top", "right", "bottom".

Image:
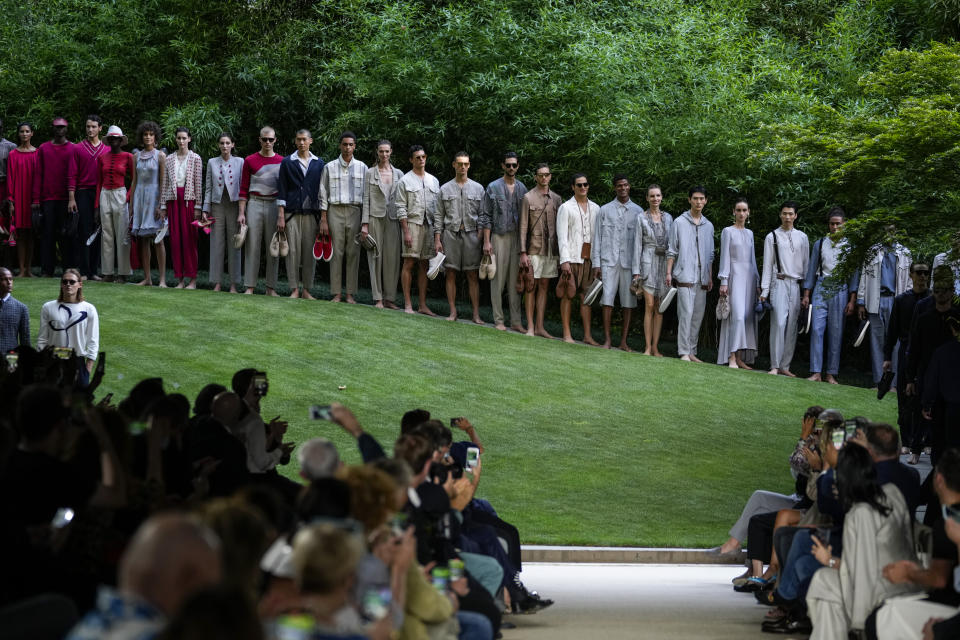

{"left": 175, "top": 281, "right": 186, "bottom": 289}
{"left": 525, "top": 329, "right": 535, "bottom": 336}
{"left": 495, "top": 323, "right": 508, "bottom": 331}
{"left": 134, "top": 279, "right": 150, "bottom": 286}
{"left": 563, "top": 335, "right": 576, "bottom": 344}
{"left": 384, "top": 301, "right": 399, "bottom": 310}
{"left": 473, "top": 316, "right": 484, "bottom": 325}
{"left": 536, "top": 329, "right": 555, "bottom": 339}
{"left": 807, "top": 373, "right": 822, "bottom": 382}
{"left": 213, "top": 284, "right": 221, "bottom": 292}
{"left": 346, "top": 296, "right": 356, "bottom": 304}
{"left": 680, "top": 355, "right": 693, "bottom": 362}
{"left": 375, "top": 301, "right": 384, "bottom": 309}
{"left": 302, "top": 291, "right": 316, "bottom": 300}
{"left": 689, "top": 354, "right": 703, "bottom": 363}
{"left": 446, "top": 313, "right": 457, "bottom": 322}
{"left": 583, "top": 336, "right": 600, "bottom": 346}
{"left": 244, "top": 288, "right": 254, "bottom": 295}
{"left": 186, "top": 279, "right": 197, "bottom": 289}
{"left": 728, "top": 361, "right": 739, "bottom": 369}
{"left": 510, "top": 325, "right": 525, "bottom": 333}
{"left": 654, "top": 351, "right": 664, "bottom": 358}
{"left": 159, "top": 281, "right": 169, "bottom": 288}
{"left": 266, "top": 288, "right": 279, "bottom": 297}
{"left": 736, "top": 358, "right": 753, "bottom": 370}
{"left": 404, "top": 306, "right": 416, "bottom": 314}
{"left": 601, "top": 341, "right": 612, "bottom": 350}
{"left": 331, "top": 295, "right": 341, "bottom": 303}
{"left": 229, "top": 286, "right": 238, "bottom": 294}
{"left": 780, "top": 369, "right": 796, "bottom": 378}
{"left": 289, "top": 290, "right": 300, "bottom": 298}
{"left": 419, "top": 306, "right": 437, "bottom": 317}
{"left": 826, "top": 374, "right": 839, "bottom": 385}
{"left": 620, "top": 343, "right": 634, "bottom": 353}
{"left": 908, "top": 454, "right": 920, "bottom": 465}
{"left": 642, "top": 349, "right": 653, "bottom": 356}
{"left": 768, "top": 368, "right": 779, "bottom": 375}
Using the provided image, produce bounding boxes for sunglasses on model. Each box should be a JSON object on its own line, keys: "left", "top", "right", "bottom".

{"left": 61, "top": 279, "right": 78, "bottom": 285}
{"left": 504, "top": 163, "right": 518, "bottom": 168}
{"left": 575, "top": 182, "right": 589, "bottom": 188}
{"left": 260, "top": 137, "right": 275, "bottom": 143}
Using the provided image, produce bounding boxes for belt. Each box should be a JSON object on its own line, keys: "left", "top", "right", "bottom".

{"left": 776, "top": 274, "right": 799, "bottom": 281}
{"left": 676, "top": 281, "right": 708, "bottom": 291}
{"left": 249, "top": 194, "right": 276, "bottom": 201}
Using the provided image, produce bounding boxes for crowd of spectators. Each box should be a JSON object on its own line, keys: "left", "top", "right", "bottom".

{"left": 0, "top": 348, "right": 552, "bottom": 640}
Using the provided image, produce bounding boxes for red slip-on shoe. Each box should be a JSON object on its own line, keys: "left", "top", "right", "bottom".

{"left": 313, "top": 233, "right": 324, "bottom": 260}
{"left": 321, "top": 234, "right": 333, "bottom": 262}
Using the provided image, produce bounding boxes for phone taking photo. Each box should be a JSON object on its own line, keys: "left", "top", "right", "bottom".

{"left": 831, "top": 427, "right": 845, "bottom": 450}
{"left": 309, "top": 405, "right": 333, "bottom": 421}
{"left": 465, "top": 446, "right": 480, "bottom": 471}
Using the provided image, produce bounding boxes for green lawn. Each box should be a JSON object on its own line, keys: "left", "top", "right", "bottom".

{"left": 12, "top": 277, "right": 898, "bottom": 547}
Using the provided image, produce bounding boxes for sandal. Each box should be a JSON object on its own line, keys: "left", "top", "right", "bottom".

{"left": 733, "top": 576, "right": 769, "bottom": 593}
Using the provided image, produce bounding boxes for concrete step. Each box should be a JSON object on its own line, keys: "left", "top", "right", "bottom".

{"left": 521, "top": 545, "right": 746, "bottom": 564}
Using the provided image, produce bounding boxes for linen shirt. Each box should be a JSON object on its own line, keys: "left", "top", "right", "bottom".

{"left": 479, "top": 177, "right": 528, "bottom": 235}
{"left": 395, "top": 171, "right": 440, "bottom": 225}
{"left": 436, "top": 178, "right": 484, "bottom": 234}
{"left": 592, "top": 198, "right": 643, "bottom": 272}
{"left": 556, "top": 197, "right": 599, "bottom": 265}
{"left": 520, "top": 188, "right": 561, "bottom": 256}
{"left": 361, "top": 164, "right": 403, "bottom": 222}
{"left": 667, "top": 211, "right": 715, "bottom": 286}
{"left": 856, "top": 244, "right": 912, "bottom": 313}
{"left": 202, "top": 155, "right": 244, "bottom": 213}
{"left": 319, "top": 154, "right": 367, "bottom": 210}
{"left": 803, "top": 236, "right": 857, "bottom": 291}
{"left": 760, "top": 227, "right": 810, "bottom": 298}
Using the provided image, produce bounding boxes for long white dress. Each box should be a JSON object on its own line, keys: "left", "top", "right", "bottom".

{"left": 717, "top": 225, "right": 759, "bottom": 364}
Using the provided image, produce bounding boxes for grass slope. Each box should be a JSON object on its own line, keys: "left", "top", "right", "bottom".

{"left": 13, "top": 279, "right": 898, "bottom": 547}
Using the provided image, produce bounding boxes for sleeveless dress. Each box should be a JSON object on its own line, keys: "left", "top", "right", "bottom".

{"left": 131, "top": 150, "right": 162, "bottom": 236}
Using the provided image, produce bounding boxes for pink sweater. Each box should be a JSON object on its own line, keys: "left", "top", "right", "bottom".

{"left": 32, "top": 141, "right": 73, "bottom": 203}
{"left": 68, "top": 139, "right": 107, "bottom": 191}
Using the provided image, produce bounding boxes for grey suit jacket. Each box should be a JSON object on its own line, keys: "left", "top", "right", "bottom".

{"left": 0, "top": 295, "right": 30, "bottom": 353}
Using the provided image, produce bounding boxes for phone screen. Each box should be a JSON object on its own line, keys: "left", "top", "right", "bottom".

{"left": 465, "top": 447, "right": 480, "bottom": 470}
{"left": 831, "top": 428, "right": 845, "bottom": 449}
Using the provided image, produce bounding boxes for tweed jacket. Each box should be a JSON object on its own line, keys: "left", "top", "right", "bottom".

{"left": 159, "top": 151, "right": 203, "bottom": 207}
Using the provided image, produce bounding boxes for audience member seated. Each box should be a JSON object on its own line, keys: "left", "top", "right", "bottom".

{"left": 298, "top": 437, "right": 343, "bottom": 481}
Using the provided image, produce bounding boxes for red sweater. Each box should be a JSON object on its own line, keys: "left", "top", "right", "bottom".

{"left": 239, "top": 152, "right": 282, "bottom": 199}
{"left": 95, "top": 152, "right": 133, "bottom": 208}
{"left": 68, "top": 139, "right": 108, "bottom": 191}
{"left": 32, "top": 140, "right": 73, "bottom": 204}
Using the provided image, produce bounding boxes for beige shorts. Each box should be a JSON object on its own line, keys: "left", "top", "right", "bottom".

{"left": 530, "top": 253, "right": 558, "bottom": 279}
{"left": 402, "top": 221, "right": 435, "bottom": 260}
{"left": 442, "top": 228, "right": 481, "bottom": 271}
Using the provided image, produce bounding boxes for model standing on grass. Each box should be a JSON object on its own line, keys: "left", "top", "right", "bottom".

{"left": 0, "top": 119, "right": 18, "bottom": 252}
{"left": 319, "top": 131, "right": 367, "bottom": 303}
{"left": 717, "top": 198, "right": 759, "bottom": 368}
{"left": 6, "top": 123, "right": 39, "bottom": 277}
{"left": 96, "top": 127, "right": 134, "bottom": 283}
{"left": 129, "top": 121, "right": 167, "bottom": 287}
{"left": 361, "top": 140, "right": 404, "bottom": 309}
{"left": 37, "top": 267, "right": 99, "bottom": 387}
{"left": 160, "top": 127, "right": 203, "bottom": 289}
{"left": 435, "top": 151, "right": 485, "bottom": 324}
{"left": 396, "top": 145, "right": 440, "bottom": 316}
{"left": 519, "top": 163, "right": 562, "bottom": 338}
{"left": 33, "top": 117, "right": 74, "bottom": 278}
{"left": 480, "top": 152, "right": 528, "bottom": 332}
{"left": 202, "top": 132, "right": 243, "bottom": 292}
{"left": 802, "top": 207, "right": 858, "bottom": 384}
{"left": 277, "top": 129, "right": 324, "bottom": 299}
{"left": 760, "top": 201, "right": 809, "bottom": 376}
{"left": 666, "top": 186, "right": 715, "bottom": 362}
{"left": 637, "top": 184, "right": 673, "bottom": 356}
{"left": 67, "top": 115, "right": 107, "bottom": 280}
{"left": 592, "top": 174, "right": 643, "bottom": 351}
{"left": 556, "top": 173, "right": 599, "bottom": 345}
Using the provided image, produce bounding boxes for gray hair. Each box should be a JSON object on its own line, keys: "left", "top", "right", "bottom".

{"left": 297, "top": 437, "right": 341, "bottom": 480}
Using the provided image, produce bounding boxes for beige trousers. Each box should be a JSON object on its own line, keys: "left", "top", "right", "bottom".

{"left": 100, "top": 187, "right": 131, "bottom": 275}
{"left": 328, "top": 203, "right": 361, "bottom": 296}
{"left": 490, "top": 231, "right": 521, "bottom": 326}
{"left": 367, "top": 215, "right": 401, "bottom": 302}
{"left": 209, "top": 197, "right": 241, "bottom": 286}
{"left": 243, "top": 197, "right": 279, "bottom": 290}
{"left": 285, "top": 213, "right": 318, "bottom": 290}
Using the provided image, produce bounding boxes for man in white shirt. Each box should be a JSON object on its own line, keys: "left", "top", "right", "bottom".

{"left": 592, "top": 175, "right": 643, "bottom": 350}
{"left": 666, "top": 186, "right": 715, "bottom": 362}
{"left": 396, "top": 145, "right": 440, "bottom": 315}
{"left": 802, "top": 207, "right": 858, "bottom": 384}
{"left": 760, "top": 201, "right": 810, "bottom": 376}
{"left": 556, "top": 173, "right": 600, "bottom": 345}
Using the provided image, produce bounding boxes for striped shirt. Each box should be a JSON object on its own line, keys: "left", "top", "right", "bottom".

{"left": 319, "top": 154, "right": 367, "bottom": 210}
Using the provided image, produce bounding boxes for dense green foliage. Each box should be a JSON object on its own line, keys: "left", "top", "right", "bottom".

{"left": 11, "top": 278, "right": 896, "bottom": 545}
{"left": 3, "top": 0, "right": 958, "bottom": 262}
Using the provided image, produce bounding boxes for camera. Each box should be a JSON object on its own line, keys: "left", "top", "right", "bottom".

{"left": 428, "top": 461, "right": 463, "bottom": 484}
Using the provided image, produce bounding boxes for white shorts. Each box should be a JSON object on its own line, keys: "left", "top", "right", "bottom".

{"left": 529, "top": 254, "right": 558, "bottom": 279}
